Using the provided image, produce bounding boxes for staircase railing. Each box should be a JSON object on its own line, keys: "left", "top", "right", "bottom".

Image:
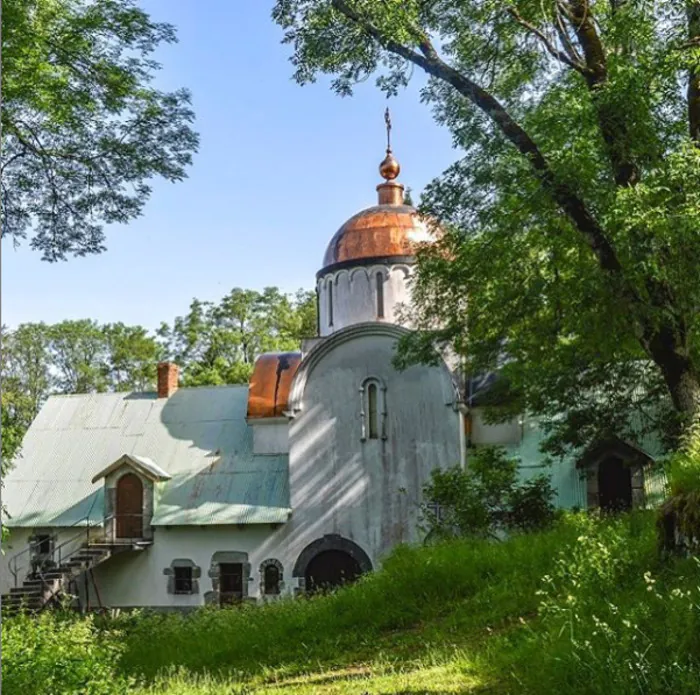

{"left": 9, "top": 513, "right": 94, "bottom": 589}
{"left": 8, "top": 513, "right": 146, "bottom": 590}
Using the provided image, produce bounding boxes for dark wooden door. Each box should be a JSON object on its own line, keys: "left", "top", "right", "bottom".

{"left": 219, "top": 563, "right": 243, "bottom": 605}
{"left": 598, "top": 457, "right": 633, "bottom": 512}
{"left": 305, "top": 550, "right": 362, "bottom": 594}
{"left": 116, "top": 473, "right": 143, "bottom": 538}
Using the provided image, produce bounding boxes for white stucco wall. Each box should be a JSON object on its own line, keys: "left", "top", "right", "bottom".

{"left": 252, "top": 421, "right": 289, "bottom": 454}
{"left": 317, "top": 264, "right": 414, "bottom": 336}
{"left": 283, "top": 327, "right": 463, "bottom": 571}
{"left": 88, "top": 525, "right": 285, "bottom": 607}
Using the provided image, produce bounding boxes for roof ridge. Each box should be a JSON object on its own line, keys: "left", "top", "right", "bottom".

{"left": 45, "top": 383, "right": 250, "bottom": 400}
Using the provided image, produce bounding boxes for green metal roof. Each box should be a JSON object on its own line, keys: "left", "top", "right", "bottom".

{"left": 4, "top": 386, "right": 291, "bottom": 528}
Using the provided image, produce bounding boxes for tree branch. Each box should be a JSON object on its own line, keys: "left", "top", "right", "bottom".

{"left": 331, "top": 0, "right": 624, "bottom": 278}
{"left": 562, "top": 0, "right": 639, "bottom": 186}
{"left": 507, "top": 7, "right": 589, "bottom": 74}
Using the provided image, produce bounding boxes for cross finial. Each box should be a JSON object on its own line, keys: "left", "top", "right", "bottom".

{"left": 384, "top": 107, "right": 392, "bottom": 152}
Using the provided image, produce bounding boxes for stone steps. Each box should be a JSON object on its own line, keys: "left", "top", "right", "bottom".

{"left": 1, "top": 543, "right": 120, "bottom": 613}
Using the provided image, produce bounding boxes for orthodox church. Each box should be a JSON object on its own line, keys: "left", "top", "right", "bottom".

{"left": 0, "top": 121, "right": 663, "bottom": 611}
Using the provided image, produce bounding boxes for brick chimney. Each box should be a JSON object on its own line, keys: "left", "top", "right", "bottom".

{"left": 157, "top": 362, "right": 179, "bottom": 398}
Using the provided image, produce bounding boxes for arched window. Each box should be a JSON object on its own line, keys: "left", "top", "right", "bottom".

{"left": 260, "top": 559, "right": 283, "bottom": 596}
{"left": 328, "top": 281, "right": 334, "bottom": 327}
{"left": 367, "top": 383, "right": 379, "bottom": 439}
{"left": 360, "top": 377, "right": 386, "bottom": 441}
{"left": 376, "top": 272, "right": 385, "bottom": 318}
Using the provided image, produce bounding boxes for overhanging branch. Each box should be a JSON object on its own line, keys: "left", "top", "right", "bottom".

{"left": 506, "top": 7, "right": 589, "bottom": 74}
{"left": 331, "top": 0, "right": 624, "bottom": 278}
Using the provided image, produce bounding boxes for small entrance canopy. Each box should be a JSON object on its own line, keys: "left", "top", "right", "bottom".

{"left": 576, "top": 438, "right": 655, "bottom": 469}
{"left": 91, "top": 454, "right": 172, "bottom": 484}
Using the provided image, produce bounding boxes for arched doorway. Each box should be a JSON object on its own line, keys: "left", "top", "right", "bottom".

{"left": 598, "top": 456, "right": 633, "bottom": 512}
{"left": 293, "top": 534, "right": 372, "bottom": 595}
{"left": 305, "top": 549, "right": 362, "bottom": 594}
{"left": 116, "top": 473, "right": 143, "bottom": 538}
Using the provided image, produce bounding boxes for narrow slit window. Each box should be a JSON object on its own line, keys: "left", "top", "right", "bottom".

{"left": 328, "top": 282, "right": 334, "bottom": 326}
{"left": 368, "top": 383, "right": 379, "bottom": 439}
{"left": 174, "top": 566, "right": 194, "bottom": 594}
{"left": 376, "top": 273, "right": 384, "bottom": 318}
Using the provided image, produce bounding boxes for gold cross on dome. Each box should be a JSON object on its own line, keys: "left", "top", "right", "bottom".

{"left": 384, "top": 107, "right": 392, "bottom": 152}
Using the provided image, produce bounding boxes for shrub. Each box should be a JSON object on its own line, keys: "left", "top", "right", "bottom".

{"left": 420, "top": 446, "right": 556, "bottom": 539}
{"left": 2, "top": 610, "right": 133, "bottom": 695}
{"left": 659, "top": 418, "right": 700, "bottom": 551}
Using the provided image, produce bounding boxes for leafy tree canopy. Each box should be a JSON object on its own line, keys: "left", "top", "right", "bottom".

{"left": 158, "top": 287, "right": 317, "bottom": 386}
{"left": 274, "top": 0, "right": 700, "bottom": 454}
{"left": 1, "top": 0, "right": 199, "bottom": 260}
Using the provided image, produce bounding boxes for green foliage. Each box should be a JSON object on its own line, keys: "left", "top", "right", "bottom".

{"left": 1, "top": 0, "right": 199, "bottom": 260}
{"left": 667, "top": 417, "right": 700, "bottom": 496}
{"left": 656, "top": 418, "right": 700, "bottom": 550}
{"left": 1, "top": 610, "right": 133, "bottom": 695}
{"left": 273, "top": 0, "right": 700, "bottom": 454}
{"left": 421, "top": 446, "right": 556, "bottom": 538}
{"left": 0, "top": 287, "right": 316, "bottom": 475}
{"left": 1, "top": 288, "right": 315, "bottom": 404}
{"left": 496, "top": 514, "right": 700, "bottom": 694}
{"left": 157, "top": 287, "right": 316, "bottom": 387}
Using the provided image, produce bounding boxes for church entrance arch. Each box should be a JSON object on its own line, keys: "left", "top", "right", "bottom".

{"left": 305, "top": 550, "right": 361, "bottom": 593}
{"left": 293, "top": 535, "right": 372, "bottom": 595}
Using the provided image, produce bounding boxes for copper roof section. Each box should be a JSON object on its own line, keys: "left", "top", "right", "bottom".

{"left": 247, "top": 352, "right": 302, "bottom": 419}
{"left": 320, "top": 109, "right": 438, "bottom": 271}
{"left": 321, "top": 205, "right": 434, "bottom": 269}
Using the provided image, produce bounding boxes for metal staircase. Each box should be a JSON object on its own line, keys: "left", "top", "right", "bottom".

{"left": 2, "top": 514, "right": 151, "bottom": 613}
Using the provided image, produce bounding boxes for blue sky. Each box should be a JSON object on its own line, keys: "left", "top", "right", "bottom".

{"left": 2, "top": 1, "right": 456, "bottom": 331}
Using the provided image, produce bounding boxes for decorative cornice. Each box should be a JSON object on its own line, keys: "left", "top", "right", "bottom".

{"left": 316, "top": 255, "right": 415, "bottom": 279}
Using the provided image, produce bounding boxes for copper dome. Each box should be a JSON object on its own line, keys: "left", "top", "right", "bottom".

{"left": 247, "top": 352, "right": 302, "bottom": 419}
{"left": 321, "top": 204, "right": 434, "bottom": 270}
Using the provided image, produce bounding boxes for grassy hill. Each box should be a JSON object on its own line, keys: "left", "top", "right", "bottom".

{"left": 3, "top": 512, "right": 700, "bottom": 695}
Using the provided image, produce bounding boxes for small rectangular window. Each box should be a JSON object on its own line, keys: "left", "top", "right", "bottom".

{"left": 174, "top": 566, "right": 194, "bottom": 594}
{"left": 376, "top": 273, "right": 384, "bottom": 319}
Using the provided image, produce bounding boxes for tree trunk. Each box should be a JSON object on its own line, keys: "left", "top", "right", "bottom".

{"left": 664, "top": 364, "right": 700, "bottom": 419}
{"left": 645, "top": 324, "right": 700, "bottom": 425}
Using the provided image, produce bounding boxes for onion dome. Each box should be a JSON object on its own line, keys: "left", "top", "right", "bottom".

{"left": 320, "top": 112, "right": 436, "bottom": 274}
{"left": 247, "top": 352, "right": 302, "bottom": 419}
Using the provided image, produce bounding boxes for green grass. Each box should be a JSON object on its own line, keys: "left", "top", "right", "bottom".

{"left": 3, "top": 512, "right": 700, "bottom": 695}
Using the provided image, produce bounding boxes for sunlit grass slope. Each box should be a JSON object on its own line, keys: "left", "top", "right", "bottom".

{"left": 3, "top": 513, "right": 700, "bottom": 694}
